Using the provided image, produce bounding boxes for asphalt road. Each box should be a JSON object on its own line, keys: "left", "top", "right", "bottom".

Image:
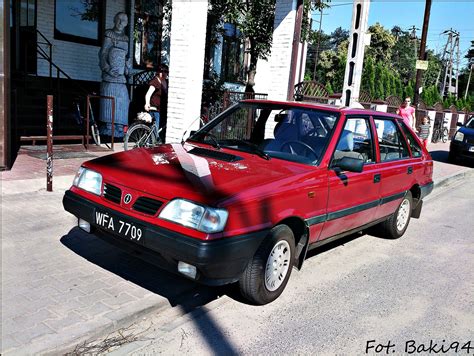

{"left": 78, "top": 177, "right": 474, "bottom": 355}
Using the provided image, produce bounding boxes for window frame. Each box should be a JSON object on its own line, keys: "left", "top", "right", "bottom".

{"left": 54, "top": 0, "right": 105, "bottom": 46}
{"left": 398, "top": 120, "right": 423, "bottom": 158}
{"left": 330, "top": 114, "right": 377, "bottom": 168}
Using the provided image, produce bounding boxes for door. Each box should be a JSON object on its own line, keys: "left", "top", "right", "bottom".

{"left": 372, "top": 117, "right": 412, "bottom": 220}
{"left": 11, "top": 0, "right": 37, "bottom": 73}
{"left": 319, "top": 116, "right": 380, "bottom": 240}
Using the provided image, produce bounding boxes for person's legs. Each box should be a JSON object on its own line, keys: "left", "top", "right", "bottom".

{"left": 151, "top": 111, "right": 160, "bottom": 132}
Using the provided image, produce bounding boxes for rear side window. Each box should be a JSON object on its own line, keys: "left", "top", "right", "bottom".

{"left": 374, "top": 118, "right": 410, "bottom": 162}
{"left": 399, "top": 122, "right": 423, "bottom": 158}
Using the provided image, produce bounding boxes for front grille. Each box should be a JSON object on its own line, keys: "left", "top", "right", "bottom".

{"left": 103, "top": 183, "right": 122, "bottom": 204}
{"left": 133, "top": 197, "right": 163, "bottom": 215}
{"left": 466, "top": 137, "right": 474, "bottom": 145}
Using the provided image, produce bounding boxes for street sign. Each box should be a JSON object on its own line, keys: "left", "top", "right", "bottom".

{"left": 416, "top": 60, "right": 429, "bottom": 70}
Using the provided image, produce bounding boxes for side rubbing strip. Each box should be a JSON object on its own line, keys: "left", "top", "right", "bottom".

{"left": 380, "top": 192, "right": 406, "bottom": 205}
{"left": 306, "top": 191, "right": 408, "bottom": 226}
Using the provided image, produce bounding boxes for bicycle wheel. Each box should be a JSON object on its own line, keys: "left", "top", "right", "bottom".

{"left": 91, "top": 124, "right": 101, "bottom": 146}
{"left": 124, "top": 123, "right": 158, "bottom": 150}
{"left": 442, "top": 128, "right": 449, "bottom": 143}
{"left": 432, "top": 130, "right": 439, "bottom": 143}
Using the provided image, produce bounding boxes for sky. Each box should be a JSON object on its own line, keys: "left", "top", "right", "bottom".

{"left": 313, "top": 0, "right": 474, "bottom": 68}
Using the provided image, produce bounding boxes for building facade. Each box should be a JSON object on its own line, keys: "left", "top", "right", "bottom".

{"left": 1, "top": 0, "right": 306, "bottom": 169}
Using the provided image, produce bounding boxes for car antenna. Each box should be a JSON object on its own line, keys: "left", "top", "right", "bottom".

{"left": 181, "top": 116, "right": 206, "bottom": 147}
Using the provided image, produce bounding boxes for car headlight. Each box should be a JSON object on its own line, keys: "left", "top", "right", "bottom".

{"left": 453, "top": 131, "right": 464, "bottom": 142}
{"left": 73, "top": 167, "right": 102, "bottom": 195}
{"left": 159, "top": 199, "right": 228, "bottom": 233}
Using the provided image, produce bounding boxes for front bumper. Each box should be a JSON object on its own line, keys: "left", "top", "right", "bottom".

{"left": 63, "top": 190, "right": 268, "bottom": 285}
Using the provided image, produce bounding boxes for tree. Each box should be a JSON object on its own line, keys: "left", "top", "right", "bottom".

{"left": 366, "top": 23, "right": 396, "bottom": 63}
{"left": 209, "top": 0, "right": 276, "bottom": 92}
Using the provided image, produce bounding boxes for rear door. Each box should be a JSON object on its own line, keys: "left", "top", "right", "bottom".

{"left": 319, "top": 115, "right": 380, "bottom": 240}
{"left": 372, "top": 117, "right": 413, "bottom": 220}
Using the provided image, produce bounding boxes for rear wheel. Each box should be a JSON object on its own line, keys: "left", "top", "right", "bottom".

{"left": 380, "top": 191, "right": 413, "bottom": 239}
{"left": 91, "top": 124, "right": 101, "bottom": 146}
{"left": 124, "top": 123, "right": 159, "bottom": 150}
{"left": 239, "top": 224, "right": 295, "bottom": 305}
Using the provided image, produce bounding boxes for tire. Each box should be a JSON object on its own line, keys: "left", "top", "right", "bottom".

{"left": 431, "top": 130, "right": 439, "bottom": 143}
{"left": 380, "top": 191, "right": 413, "bottom": 239}
{"left": 239, "top": 224, "right": 295, "bottom": 305}
{"left": 91, "top": 124, "right": 101, "bottom": 146}
{"left": 442, "top": 128, "right": 449, "bottom": 143}
{"left": 448, "top": 150, "right": 457, "bottom": 163}
{"left": 124, "top": 123, "right": 159, "bottom": 150}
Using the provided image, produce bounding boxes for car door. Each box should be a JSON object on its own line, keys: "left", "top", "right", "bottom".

{"left": 319, "top": 115, "right": 381, "bottom": 240}
{"left": 372, "top": 116, "right": 413, "bottom": 220}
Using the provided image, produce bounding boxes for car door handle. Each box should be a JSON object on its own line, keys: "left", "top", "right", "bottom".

{"left": 373, "top": 173, "right": 381, "bottom": 183}
{"left": 407, "top": 166, "right": 413, "bottom": 175}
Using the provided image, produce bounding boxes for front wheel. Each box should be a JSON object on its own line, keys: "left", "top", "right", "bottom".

{"left": 380, "top": 191, "right": 413, "bottom": 239}
{"left": 239, "top": 224, "right": 295, "bottom": 305}
{"left": 124, "top": 123, "right": 159, "bottom": 150}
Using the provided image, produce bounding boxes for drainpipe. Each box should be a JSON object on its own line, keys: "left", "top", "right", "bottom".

{"left": 287, "top": 0, "right": 304, "bottom": 101}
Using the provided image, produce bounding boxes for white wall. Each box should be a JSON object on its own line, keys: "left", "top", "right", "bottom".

{"left": 165, "top": 0, "right": 208, "bottom": 143}
{"left": 36, "top": 0, "right": 126, "bottom": 81}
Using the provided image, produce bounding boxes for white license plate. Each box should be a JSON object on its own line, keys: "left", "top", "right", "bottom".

{"left": 95, "top": 210, "right": 144, "bottom": 242}
{"left": 469, "top": 146, "right": 474, "bottom": 152}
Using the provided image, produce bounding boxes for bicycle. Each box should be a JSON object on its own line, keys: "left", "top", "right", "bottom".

{"left": 431, "top": 125, "right": 449, "bottom": 143}
{"left": 124, "top": 110, "right": 163, "bottom": 150}
{"left": 73, "top": 99, "right": 101, "bottom": 146}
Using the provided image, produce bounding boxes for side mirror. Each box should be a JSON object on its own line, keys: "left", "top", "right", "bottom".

{"left": 456, "top": 122, "right": 463, "bottom": 127}
{"left": 333, "top": 156, "right": 364, "bottom": 173}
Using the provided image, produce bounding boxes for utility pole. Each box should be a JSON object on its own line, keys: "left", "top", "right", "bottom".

{"left": 413, "top": 0, "right": 431, "bottom": 108}
{"left": 441, "top": 29, "right": 455, "bottom": 98}
{"left": 454, "top": 33, "right": 460, "bottom": 98}
{"left": 465, "top": 64, "right": 473, "bottom": 100}
{"left": 408, "top": 25, "right": 419, "bottom": 61}
{"left": 435, "top": 31, "right": 451, "bottom": 88}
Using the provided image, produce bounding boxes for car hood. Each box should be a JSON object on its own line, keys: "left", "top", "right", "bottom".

{"left": 84, "top": 143, "right": 313, "bottom": 205}
{"left": 459, "top": 126, "right": 474, "bottom": 137}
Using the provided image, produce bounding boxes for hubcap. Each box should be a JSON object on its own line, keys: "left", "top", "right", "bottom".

{"left": 265, "top": 240, "right": 291, "bottom": 292}
{"left": 396, "top": 198, "right": 410, "bottom": 231}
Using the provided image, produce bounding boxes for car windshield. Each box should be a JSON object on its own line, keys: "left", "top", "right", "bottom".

{"left": 189, "top": 103, "right": 339, "bottom": 165}
{"left": 466, "top": 117, "right": 474, "bottom": 129}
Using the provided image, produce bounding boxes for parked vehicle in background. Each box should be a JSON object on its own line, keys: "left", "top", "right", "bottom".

{"left": 63, "top": 100, "right": 433, "bottom": 305}
{"left": 449, "top": 116, "right": 474, "bottom": 163}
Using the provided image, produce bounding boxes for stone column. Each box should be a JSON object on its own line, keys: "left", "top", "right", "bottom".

{"left": 254, "top": 0, "right": 297, "bottom": 101}
{"left": 166, "top": 0, "right": 208, "bottom": 143}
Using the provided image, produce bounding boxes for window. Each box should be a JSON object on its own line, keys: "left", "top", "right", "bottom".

{"left": 55, "top": 0, "right": 103, "bottom": 45}
{"left": 133, "top": 0, "right": 164, "bottom": 69}
{"left": 374, "top": 118, "right": 410, "bottom": 162}
{"left": 221, "top": 23, "right": 245, "bottom": 83}
{"left": 399, "top": 122, "right": 423, "bottom": 158}
{"left": 333, "top": 117, "right": 375, "bottom": 164}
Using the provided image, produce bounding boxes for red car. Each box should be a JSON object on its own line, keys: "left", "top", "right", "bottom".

{"left": 63, "top": 100, "right": 433, "bottom": 304}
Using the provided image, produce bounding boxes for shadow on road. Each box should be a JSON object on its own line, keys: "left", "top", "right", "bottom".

{"left": 429, "top": 149, "right": 474, "bottom": 168}
{"left": 61, "top": 227, "right": 239, "bottom": 354}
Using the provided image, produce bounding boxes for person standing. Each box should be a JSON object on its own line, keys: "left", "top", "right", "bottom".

{"left": 418, "top": 116, "right": 430, "bottom": 148}
{"left": 144, "top": 65, "right": 168, "bottom": 136}
{"left": 397, "top": 97, "right": 416, "bottom": 129}
{"left": 99, "top": 12, "right": 131, "bottom": 138}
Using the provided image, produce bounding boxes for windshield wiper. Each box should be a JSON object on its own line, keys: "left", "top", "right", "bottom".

{"left": 193, "top": 132, "right": 221, "bottom": 150}
{"left": 221, "top": 139, "right": 270, "bottom": 160}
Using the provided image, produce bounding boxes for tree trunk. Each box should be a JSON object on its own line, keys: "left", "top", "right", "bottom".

{"left": 245, "top": 39, "right": 257, "bottom": 94}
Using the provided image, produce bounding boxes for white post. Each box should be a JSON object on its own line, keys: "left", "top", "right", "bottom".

{"left": 341, "top": 0, "right": 371, "bottom": 107}
{"left": 165, "top": 0, "right": 208, "bottom": 143}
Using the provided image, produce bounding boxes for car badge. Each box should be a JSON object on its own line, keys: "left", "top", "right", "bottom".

{"left": 123, "top": 193, "right": 132, "bottom": 204}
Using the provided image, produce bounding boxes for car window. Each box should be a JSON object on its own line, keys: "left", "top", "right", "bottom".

{"left": 399, "top": 121, "right": 423, "bottom": 158}
{"left": 374, "top": 118, "right": 410, "bottom": 162}
{"left": 333, "top": 117, "right": 375, "bottom": 165}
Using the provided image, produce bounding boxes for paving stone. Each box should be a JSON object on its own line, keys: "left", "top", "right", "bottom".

{"left": 12, "top": 308, "right": 60, "bottom": 330}
{"left": 76, "top": 302, "right": 115, "bottom": 320}
{"left": 12, "top": 322, "right": 56, "bottom": 345}
{"left": 102, "top": 292, "right": 139, "bottom": 309}
{"left": 1, "top": 334, "right": 22, "bottom": 353}
{"left": 44, "top": 311, "right": 87, "bottom": 332}
{"left": 77, "top": 290, "right": 113, "bottom": 306}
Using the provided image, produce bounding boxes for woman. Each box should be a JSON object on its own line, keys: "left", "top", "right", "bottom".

{"left": 397, "top": 97, "right": 416, "bottom": 129}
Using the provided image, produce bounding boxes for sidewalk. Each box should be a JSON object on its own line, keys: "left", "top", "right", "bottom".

{"left": 1, "top": 141, "right": 473, "bottom": 354}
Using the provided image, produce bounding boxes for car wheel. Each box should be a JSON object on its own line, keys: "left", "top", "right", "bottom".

{"left": 239, "top": 224, "right": 295, "bottom": 305}
{"left": 381, "top": 191, "right": 413, "bottom": 239}
{"left": 448, "top": 151, "right": 457, "bottom": 163}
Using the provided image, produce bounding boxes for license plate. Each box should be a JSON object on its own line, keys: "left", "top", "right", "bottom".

{"left": 469, "top": 146, "right": 474, "bottom": 152}
{"left": 94, "top": 210, "right": 144, "bottom": 243}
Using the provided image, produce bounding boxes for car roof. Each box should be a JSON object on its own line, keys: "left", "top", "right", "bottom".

{"left": 240, "top": 99, "right": 403, "bottom": 120}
